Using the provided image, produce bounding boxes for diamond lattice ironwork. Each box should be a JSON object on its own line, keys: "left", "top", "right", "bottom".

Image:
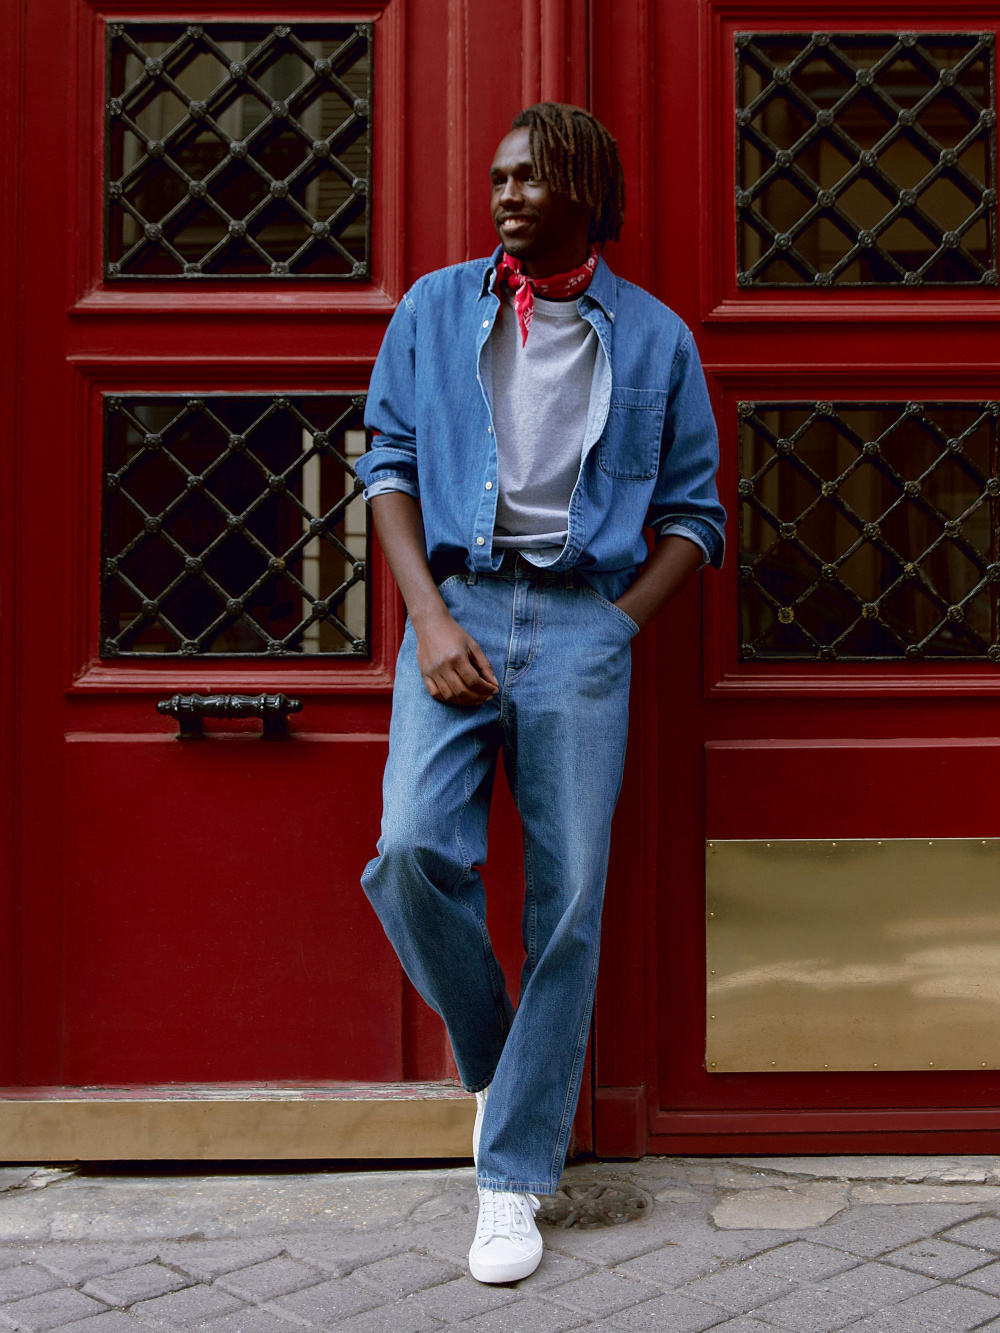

{"left": 105, "top": 22, "right": 371, "bottom": 278}
{"left": 102, "top": 395, "right": 369, "bottom": 657}
{"left": 739, "top": 401, "right": 1000, "bottom": 661}
{"left": 736, "top": 32, "right": 998, "bottom": 285}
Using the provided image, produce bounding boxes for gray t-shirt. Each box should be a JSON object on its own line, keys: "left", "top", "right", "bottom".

{"left": 491, "top": 292, "right": 598, "bottom": 556}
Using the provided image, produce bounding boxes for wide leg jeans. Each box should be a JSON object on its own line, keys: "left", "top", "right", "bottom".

{"left": 360, "top": 568, "right": 635, "bottom": 1195}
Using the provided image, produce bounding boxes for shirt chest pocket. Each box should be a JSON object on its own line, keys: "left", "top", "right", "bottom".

{"left": 597, "top": 387, "right": 668, "bottom": 481}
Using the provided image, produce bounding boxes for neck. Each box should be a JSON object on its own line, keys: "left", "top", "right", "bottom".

{"left": 519, "top": 241, "right": 591, "bottom": 280}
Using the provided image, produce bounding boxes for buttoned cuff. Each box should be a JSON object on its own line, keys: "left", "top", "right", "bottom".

{"left": 362, "top": 476, "right": 420, "bottom": 503}
{"left": 656, "top": 515, "right": 724, "bottom": 568}
{"left": 660, "top": 522, "right": 710, "bottom": 568}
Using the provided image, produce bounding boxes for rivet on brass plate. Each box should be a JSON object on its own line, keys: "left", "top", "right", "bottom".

{"left": 929, "top": 1062, "right": 934, "bottom": 1066}
{"left": 874, "top": 1063, "right": 878, "bottom": 1068}
{"left": 710, "top": 1014, "right": 716, "bottom": 1019}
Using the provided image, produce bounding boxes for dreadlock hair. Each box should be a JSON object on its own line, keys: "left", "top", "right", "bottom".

{"left": 510, "top": 103, "right": 625, "bottom": 245}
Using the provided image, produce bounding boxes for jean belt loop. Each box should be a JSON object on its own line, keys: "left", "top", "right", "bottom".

{"left": 466, "top": 569, "right": 478, "bottom": 586}
{"left": 564, "top": 570, "right": 574, "bottom": 590}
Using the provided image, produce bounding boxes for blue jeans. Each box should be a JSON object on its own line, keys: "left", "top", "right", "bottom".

{"left": 360, "top": 566, "right": 635, "bottom": 1194}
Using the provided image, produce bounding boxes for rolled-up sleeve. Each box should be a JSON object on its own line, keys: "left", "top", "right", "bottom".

{"left": 356, "top": 291, "right": 420, "bottom": 502}
{"left": 647, "top": 330, "right": 726, "bottom": 568}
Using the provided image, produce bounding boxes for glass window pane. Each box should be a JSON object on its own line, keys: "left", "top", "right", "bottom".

{"left": 102, "top": 394, "right": 369, "bottom": 657}
{"left": 105, "top": 22, "right": 371, "bottom": 280}
{"left": 739, "top": 401, "right": 1000, "bottom": 660}
{"left": 736, "top": 33, "right": 998, "bottom": 287}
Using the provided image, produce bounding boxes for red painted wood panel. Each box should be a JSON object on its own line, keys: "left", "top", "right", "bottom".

{"left": 4, "top": 0, "right": 534, "bottom": 1095}
{"left": 707, "top": 740, "right": 1000, "bottom": 840}
{"left": 592, "top": 0, "right": 1000, "bottom": 1156}
{"left": 62, "top": 735, "right": 398, "bottom": 1083}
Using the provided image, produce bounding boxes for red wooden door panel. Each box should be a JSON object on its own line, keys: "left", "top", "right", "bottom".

{"left": 4, "top": 0, "right": 542, "bottom": 1097}
{"left": 591, "top": 0, "right": 1000, "bottom": 1155}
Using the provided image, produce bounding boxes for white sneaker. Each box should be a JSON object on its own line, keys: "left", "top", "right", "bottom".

{"left": 468, "top": 1188, "right": 543, "bottom": 1283}
{"left": 472, "top": 1085, "right": 490, "bottom": 1166}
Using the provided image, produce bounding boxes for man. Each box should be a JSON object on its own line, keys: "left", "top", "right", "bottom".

{"left": 356, "top": 103, "right": 725, "bottom": 1284}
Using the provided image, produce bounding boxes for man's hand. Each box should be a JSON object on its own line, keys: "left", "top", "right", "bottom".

{"left": 369, "top": 492, "right": 499, "bottom": 707}
{"left": 614, "top": 533, "right": 704, "bottom": 631}
{"left": 413, "top": 606, "right": 499, "bottom": 706}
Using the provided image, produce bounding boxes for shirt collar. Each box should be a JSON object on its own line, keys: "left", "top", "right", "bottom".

{"left": 479, "top": 244, "right": 616, "bottom": 320}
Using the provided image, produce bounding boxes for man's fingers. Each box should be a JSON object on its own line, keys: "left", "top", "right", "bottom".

{"left": 441, "top": 667, "right": 482, "bottom": 705}
{"left": 418, "top": 634, "right": 499, "bottom": 707}
{"left": 453, "top": 653, "right": 496, "bottom": 697}
{"left": 468, "top": 641, "right": 499, "bottom": 689}
{"left": 423, "top": 665, "right": 494, "bottom": 708}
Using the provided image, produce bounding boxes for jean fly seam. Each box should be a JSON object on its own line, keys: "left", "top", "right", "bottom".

{"left": 549, "top": 941, "right": 601, "bottom": 1190}
{"left": 504, "top": 583, "right": 541, "bottom": 686}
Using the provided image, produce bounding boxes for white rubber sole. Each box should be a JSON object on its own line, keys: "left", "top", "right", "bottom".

{"left": 468, "top": 1236, "right": 543, "bottom": 1284}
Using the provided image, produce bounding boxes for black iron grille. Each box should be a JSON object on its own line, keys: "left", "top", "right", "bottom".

{"left": 739, "top": 402, "right": 1000, "bottom": 661}
{"left": 105, "top": 22, "right": 371, "bottom": 278}
{"left": 102, "top": 395, "right": 369, "bottom": 657}
{"left": 736, "top": 33, "right": 998, "bottom": 285}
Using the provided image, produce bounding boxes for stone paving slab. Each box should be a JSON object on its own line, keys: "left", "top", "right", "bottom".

{"left": 8, "top": 1156, "right": 1000, "bottom": 1329}
{"left": 263, "top": 1276, "right": 380, "bottom": 1325}
{"left": 131, "top": 1283, "right": 243, "bottom": 1327}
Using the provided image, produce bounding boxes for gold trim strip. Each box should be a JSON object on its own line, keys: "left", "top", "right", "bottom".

{"left": 0, "top": 1097, "right": 475, "bottom": 1161}
{"left": 707, "top": 837, "right": 1000, "bottom": 1073}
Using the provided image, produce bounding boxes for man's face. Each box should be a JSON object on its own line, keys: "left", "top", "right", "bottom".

{"left": 489, "top": 127, "right": 591, "bottom": 272}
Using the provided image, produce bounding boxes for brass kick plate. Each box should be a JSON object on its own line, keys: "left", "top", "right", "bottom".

{"left": 706, "top": 838, "right": 1000, "bottom": 1072}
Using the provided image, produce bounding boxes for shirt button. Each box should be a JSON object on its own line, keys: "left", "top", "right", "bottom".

{"left": 487, "top": 426, "right": 492, "bottom": 434}
{"left": 482, "top": 320, "right": 489, "bottom": 328}
{"left": 476, "top": 536, "right": 485, "bottom": 545}
{"left": 485, "top": 481, "right": 493, "bottom": 490}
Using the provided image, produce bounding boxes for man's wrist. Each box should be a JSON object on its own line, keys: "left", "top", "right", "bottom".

{"left": 409, "top": 597, "right": 452, "bottom": 632}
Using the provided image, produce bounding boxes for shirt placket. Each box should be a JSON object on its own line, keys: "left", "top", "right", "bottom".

{"left": 561, "top": 299, "right": 614, "bottom": 565}
{"left": 473, "top": 282, "right": 503, "bottom": 571}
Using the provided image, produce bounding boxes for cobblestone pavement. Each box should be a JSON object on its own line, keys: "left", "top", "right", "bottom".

{"left": 6, "top": 1155, "right": 1000, "bottom": 1330}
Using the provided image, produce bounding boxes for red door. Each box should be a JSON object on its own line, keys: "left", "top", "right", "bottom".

{"left": 13, "top": 0, "right": 999, "bottom": 1162}
{"left": 2, "top": 0, "right": 563, "bottom": 1154}
{"left": 591, "top": 0, "right": 1000, "bottom": 1155}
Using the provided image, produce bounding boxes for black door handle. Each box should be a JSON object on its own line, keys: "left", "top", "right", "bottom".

{"left": 156, "top": 693, "right": 303, "bottom": 740}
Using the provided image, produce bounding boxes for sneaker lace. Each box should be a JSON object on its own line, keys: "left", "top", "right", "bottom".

{"left": 476, "top": 1189, "right": 540, "bottom": 1244}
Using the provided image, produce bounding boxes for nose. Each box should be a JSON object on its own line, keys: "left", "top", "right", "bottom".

{"left": 497, "top": 175, "right": 523, "bottom": 209}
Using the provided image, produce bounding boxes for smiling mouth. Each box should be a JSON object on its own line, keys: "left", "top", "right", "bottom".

{"left": 498, "top": 216, "right": 535, "bottom": 231}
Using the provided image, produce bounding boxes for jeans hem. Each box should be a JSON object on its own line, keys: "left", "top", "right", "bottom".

{"left": 464, "top": 1077, "right": 494, "bottom": 1095}
{"left": 476, "top": 1175, "right": 556, "bottom": 1195}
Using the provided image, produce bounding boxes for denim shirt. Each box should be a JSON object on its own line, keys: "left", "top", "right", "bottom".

{"left": 356, "top": 247, "right": 726, "bottom": 602}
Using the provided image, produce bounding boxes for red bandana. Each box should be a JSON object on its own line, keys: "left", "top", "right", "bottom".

{"left": 495, "top": 246, "right": 599, "bottom": 347}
